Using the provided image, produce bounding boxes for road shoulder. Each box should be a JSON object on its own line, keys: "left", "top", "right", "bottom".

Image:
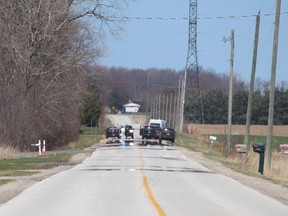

{"left": 179, "top": 147, "right": 288, "bottom": 206}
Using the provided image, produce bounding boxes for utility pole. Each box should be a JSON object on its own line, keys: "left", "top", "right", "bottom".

{"left": 244, "top": 12, "right": 260, "bottom": 153}
{"left": 158, "top": 94, "right": 161, "bottom": 119}
{"left": 169, "top": 94, "right": 172, "bottom": 127}
{"left": 173, "top": 91, "right": 177, "bottom": 128}
{"left": 165, "top": 94, "right": 169, "bottom": 122}
{"left": 225, "top": 29, "right": 235, "bottom": 155}
{"left": 267, "top": 0, "right": 282, "bottom": 169}
{"left": 146, "top": 73, "right": 150, "bottom": 113}
{"left": 151, "top": 97, "right": 155, "bottom": 118}
{"left": 179, "top": 73, "right": 186, "bottom": 132}
{"left": 176, "top": 75, "right": 183, "bottom": 131}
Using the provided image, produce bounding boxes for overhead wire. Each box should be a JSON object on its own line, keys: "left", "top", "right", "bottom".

{"left": 109, "top": 11, "right": 288, "bottom": 21}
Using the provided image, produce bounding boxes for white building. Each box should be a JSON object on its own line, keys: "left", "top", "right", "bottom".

{"left": 122, "top": 100, "right": 140, "bottom": 113}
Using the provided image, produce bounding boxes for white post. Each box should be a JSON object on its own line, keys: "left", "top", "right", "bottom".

{"left": 38, "top": 140, "right": 41, "bottom": 156}
{"left": 42, "top": 140, "right": 46, "bottom": 156}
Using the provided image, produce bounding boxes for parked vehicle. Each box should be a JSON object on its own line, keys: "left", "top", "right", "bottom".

{"left": 148, "top": 119, "right": 167, "bottom": 129}
{"left": 105, "top": 127, "right": 120, "bottom": 139}
{"left": 159, "top": 128, "right": 176, "bottom": 144}
{"left": 140, "top": 125, "right": 158, "bottom": 144}
{"left": 153, "top": 125, "right": 162, "bottom": 139}
{"left": 125, "top": 125, "right": 134, "bottom": 139}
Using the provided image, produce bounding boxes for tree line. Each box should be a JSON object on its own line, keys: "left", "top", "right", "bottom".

{"left": 186, "top": 87, "right": 288, "bottom": 125}
{"left": 92, "top": 66, "right": 288, "bottom": 126}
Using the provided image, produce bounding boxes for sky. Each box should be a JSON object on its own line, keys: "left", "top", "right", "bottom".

{"left": 99, "top": 0, "right": 288, "bottom": 84}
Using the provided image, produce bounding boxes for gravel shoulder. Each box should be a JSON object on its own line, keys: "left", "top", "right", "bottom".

{"left": 0, "top": 146, "right": 96, "bottom": 206}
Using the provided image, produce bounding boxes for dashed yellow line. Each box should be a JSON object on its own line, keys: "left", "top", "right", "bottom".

{"left": 138, "top": 147, "right": 166, "bottom": 216}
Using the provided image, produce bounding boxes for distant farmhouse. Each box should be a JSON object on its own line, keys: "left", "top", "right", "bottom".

{"left": 123, "top": 100, "right": 140, "bottom": 113}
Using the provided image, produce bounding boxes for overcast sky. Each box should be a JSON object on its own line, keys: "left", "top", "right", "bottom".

{"left": 99, "top": 0, "right": 288, "bottom": 84}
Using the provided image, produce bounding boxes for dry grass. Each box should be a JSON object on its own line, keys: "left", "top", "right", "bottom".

{"left": 185, "top": 124, "right": 288, "bottom": 136}
{"left": 185, "top": 124, "right": 288, "bottom": 184}
{"left": 227, "top": 151, "right": 288, "bottom": 186}
{"left": 263, "top": 153, "right": 288, "bottom": 180}
{"left": 0, "top": 145, "right": 16, "bottom": 159}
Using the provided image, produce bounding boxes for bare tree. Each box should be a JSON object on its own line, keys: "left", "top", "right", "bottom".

{"left": 0, "top": 0, "right": 128, "bottom": 149}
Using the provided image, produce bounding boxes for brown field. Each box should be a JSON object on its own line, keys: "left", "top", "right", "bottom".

{"left": 131, "top": 114, "right": 288, "bottom": 137}
{"left": 184, "top": 124, "right": 288, "bottom": 137}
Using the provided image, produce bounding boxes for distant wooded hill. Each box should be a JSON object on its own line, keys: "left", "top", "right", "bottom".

{"left": 88, "top": 65, "right": 288, "bottom": 125}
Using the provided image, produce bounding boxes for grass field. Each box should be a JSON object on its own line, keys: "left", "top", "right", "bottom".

{"left": 185, "top": 123, "right": 288, "bottom": 137}
{"left": 185, "top": 123, "right": 288, "bottom": 152}
{"left": 0, "top": 153, "right": 72, "bottom": 176}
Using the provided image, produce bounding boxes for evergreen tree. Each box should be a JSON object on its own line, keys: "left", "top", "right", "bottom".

{"left": 82, "top": 86, "right": 102, "bottom": 127}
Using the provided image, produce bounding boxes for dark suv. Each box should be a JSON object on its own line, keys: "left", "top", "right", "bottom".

{"left": 140, "top": 125, "right": 158, "bottom": 144}
{"left": 105, "top": 127, "right": 120, "bottom": 139}
{"left": 159, "top": 128, "right": 176, "bottom": 144}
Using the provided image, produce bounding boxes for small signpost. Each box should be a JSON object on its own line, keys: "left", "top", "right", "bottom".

{"left": 209, "top": 136, "right": 217, "bottom": 150}
{"left": 31, "top": 140, "right": 46, "bottom": 156}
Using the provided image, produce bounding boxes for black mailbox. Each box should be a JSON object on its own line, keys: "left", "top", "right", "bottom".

{"left": 252, "top": 143, "right": 265, "bottom": 175}
{"left": 252, "top": 143, "right": 265, "bottom": 153}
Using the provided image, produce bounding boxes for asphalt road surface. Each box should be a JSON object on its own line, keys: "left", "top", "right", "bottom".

{"left": 0, "top": 115, "right": 287, "bottom": 216}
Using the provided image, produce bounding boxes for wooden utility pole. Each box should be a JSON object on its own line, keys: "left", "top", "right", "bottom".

{"left": 146, "top": 73, "right": 150, "bottom": 113}
{"left": 165, "top": 94, "right": 169, "bottom": 122}
{"left": 152, "top": 97, "right": 156, "bottom": 118}
{"left": 267, "top": 0, "right": 282, "bottom": 169}
{"left": 176, "top": 75, "right": 183, "bottom": 131}
{"left": 158, "top": 94, "right": 161, "bottom": 119}
{"left": 169, "top": 94, "right": 172, "bottom": 127}
{"left": 179, "top": 72, "right": 186, "bottom": 133}
{"left": 227, "top": 29, "right": 234, "bottom": 155}
{"left": 244, "top": 12, "right": 260, "bottom": 152}
{"left": 173, "top": 91, "right": 177, "bottom": 128}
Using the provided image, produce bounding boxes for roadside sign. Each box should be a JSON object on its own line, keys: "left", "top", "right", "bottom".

{"left": 31, "top": 143, "right": 40, "bottom": 146}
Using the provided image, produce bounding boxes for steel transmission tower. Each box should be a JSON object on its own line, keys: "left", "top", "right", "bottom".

{"left": 179, "top": 0, "right": 204, "bottom": 132}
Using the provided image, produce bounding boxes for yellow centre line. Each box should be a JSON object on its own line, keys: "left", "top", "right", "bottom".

{"left": 138, "top": 147, "right": 166, "bottom": 216}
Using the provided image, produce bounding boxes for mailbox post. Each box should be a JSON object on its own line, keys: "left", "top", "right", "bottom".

{"left": 252, "top": 143, "right": 265, "bottom": 175}
{"left": 209, "top": 136, "right": 217, "bottom": 151}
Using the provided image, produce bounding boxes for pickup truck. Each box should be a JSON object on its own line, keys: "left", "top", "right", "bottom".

{"left": 139, "top": 125, "right": 158, "bottom": 144}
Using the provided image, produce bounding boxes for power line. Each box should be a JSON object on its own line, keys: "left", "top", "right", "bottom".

{"left": 109, "top": 11, "right": 288, "bottom": 21}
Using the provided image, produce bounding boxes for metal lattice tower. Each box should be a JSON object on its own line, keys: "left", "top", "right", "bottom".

{"left": 186, "top": 0, "right": 198, "bottom": 70}
{"left": 179, "top": 0, "right": 204, "bottom": 132}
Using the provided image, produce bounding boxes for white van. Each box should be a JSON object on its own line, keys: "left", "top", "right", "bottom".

{"left": 148, "top": 119, "right": 167, "bottom": 129}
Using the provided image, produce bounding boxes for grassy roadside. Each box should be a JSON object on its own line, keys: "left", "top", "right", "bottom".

{"left": 0, "top": 116, "right": 114, "bottom": 182}
{"left": 0, "top": 125, "right": 107, "bottom": 180}
{"left": 174, "top": 133, "right": 288, "bottom": 188}
{"left": 0, "top": 153, "right": 78, "bottom": 188}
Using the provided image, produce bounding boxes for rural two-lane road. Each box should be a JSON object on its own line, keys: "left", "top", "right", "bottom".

{"left": 0, "top": 114, "right": 287, "bottom": 216}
